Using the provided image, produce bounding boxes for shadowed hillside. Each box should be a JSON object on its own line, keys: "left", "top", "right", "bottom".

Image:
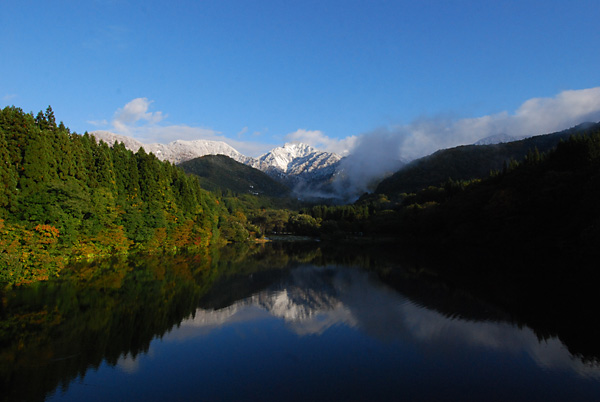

{"left": 179, "top": 154, "right": 291, "bottom": 197}
{"left": 375, "top": 122, "right": 600, "bottom": 197}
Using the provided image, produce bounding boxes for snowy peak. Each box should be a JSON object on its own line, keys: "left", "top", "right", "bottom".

{"left": 90, "top": 130, "right": 146, "bottom": 151}
{"left": 89, "top": 132, "right": 340, "bottom": 187}
{"left": 258, "top": 143, "right": 318, "bottom": 171}
{"left": 147, "top": 139, "right": 252, "bottom": 165}
{"left": 258, "top": 142, "right": 342, "bottom": 175}
{"left": 90, "top": 131, "right": 252, "bottom": 165}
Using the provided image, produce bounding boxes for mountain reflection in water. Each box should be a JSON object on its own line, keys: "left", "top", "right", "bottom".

{"left": 2, "top": 243, "right": 600, "bottom": 402}
{"left": 161, "top": 265, "right": 600, "bottom": 381}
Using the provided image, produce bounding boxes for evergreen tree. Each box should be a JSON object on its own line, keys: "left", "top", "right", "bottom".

{"left": 0, "top": 127, "right": 17, "bottom": 214}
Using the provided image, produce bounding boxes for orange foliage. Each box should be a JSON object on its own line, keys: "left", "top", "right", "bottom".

{"left": 33, "top": 224, "right": 60, "bottom": 245}
{"left": 171, "top": 220, "right": 194, "bottom": 248}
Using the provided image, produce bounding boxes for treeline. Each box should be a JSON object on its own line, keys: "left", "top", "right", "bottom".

{"left": 0, "top": 106, "right": 249, "bottom": 285}
{"left": 396, "top": 130, "right": 600, "bottom": 257}
{"left": 280, "top": 125, "right": 600, "bottom": 261}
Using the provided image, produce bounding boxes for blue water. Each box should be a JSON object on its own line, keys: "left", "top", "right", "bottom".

{"left": 37, "top": 263, "right": 600, "bottom": 402}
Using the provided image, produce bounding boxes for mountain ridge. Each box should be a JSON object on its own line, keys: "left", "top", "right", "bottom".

{"left": 178, "top": 154, "right": 291, "bottom": 198}
{"left": 375, "top": 122, "right": 600, "bottom": 197}
{"left": 90, "top": 130, "right": 255, "bottom": 165}
{"left": 91, "top": 131, "right": 340, "bottom": 178}
{"left": 91, "top": 130, "right": 342, "bottom": 197}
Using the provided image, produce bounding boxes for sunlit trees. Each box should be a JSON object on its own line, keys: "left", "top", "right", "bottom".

{"left": 0, "top": 106, "right": 244, "bottom": 285}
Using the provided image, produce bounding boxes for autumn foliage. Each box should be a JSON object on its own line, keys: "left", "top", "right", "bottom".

{"left": 0, "top": 106, "right": 243, "bottom": 285}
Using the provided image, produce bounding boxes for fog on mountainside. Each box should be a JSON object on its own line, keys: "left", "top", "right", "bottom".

{"left": 92, "top": 120, "right": 600, "bottom": 204}
{"left": 328, "top": 129, "right": 406, "bottom": 202}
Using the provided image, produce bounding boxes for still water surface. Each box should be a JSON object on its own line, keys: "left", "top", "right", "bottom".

{"left": 2, "top": 242, "right": 600, "bottom": 401}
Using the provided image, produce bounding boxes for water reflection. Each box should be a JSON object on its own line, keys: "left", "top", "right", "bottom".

{"left": 2, "top": 243, "right": 600, "bottom": 401}
{"left": 165, "top": 264, "right": 600, "bottom": 381}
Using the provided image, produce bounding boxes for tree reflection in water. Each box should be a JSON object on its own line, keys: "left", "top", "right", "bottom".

{"left": 2, "top": 241, "right": 600, "bottom": 402}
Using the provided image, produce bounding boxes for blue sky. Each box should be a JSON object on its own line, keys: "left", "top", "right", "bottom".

{"left": 2, "top": 0, "right": 600, "bottom": 157}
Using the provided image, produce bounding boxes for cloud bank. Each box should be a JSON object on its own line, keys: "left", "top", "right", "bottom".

{"left": 99, "top": 97, "right": 276, "bottom": 156}
{"left": 2, "top": 93, "right": 17, "bottom": 102}
{"left": 325, "top": 87, "right": 600, "bottom": 200}
{"left": 288, "top": 87, "right": 600, "bottom": 165}
{"left": 111, "top": 97, "right": 166, "bottom": 135}
{"left": 285, "top": 129, "right": 358, "bottom": 156}
{"left": 393, "top": 86, "right": 600, "bottom": 160}
{"left": 94, "top": 87, "right": 600, "bottom": 189}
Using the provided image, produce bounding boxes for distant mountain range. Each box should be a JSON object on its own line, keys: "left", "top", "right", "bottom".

{"left": 92, "top": 123, "right": 599, "bottom": 202}
{"left": 91, "top": 131, "right": 341, "bottom": 194}
{"left": 90, "top": 131, "right": 255, "bottom": 165}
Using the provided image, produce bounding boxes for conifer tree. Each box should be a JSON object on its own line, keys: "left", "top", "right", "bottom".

{"left": 0, "top": 127, "right": 17, "bottom": 214}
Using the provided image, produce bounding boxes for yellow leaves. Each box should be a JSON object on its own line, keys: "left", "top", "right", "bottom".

{"left": 94, "top": 226, "right": 133, "bottom": 255}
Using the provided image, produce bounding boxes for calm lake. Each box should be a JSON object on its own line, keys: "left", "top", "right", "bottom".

{"left": 2, "top": 241, "right": 600, "bottom": 401}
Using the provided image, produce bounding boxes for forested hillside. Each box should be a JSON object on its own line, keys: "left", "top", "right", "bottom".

{"left": 297, "top": 123, "right": 600, "bottom": 263}
{"left": 0, "top": 106, "right": 244, "bottom": 285}
{"left": 396, "top": 128, "right": 600, "bottom": 259}
{"left": 179, "top": 154, "right": 291, "bottom": 197}
{"left": 375, "top": 122, "right": 600, "bottom": 197}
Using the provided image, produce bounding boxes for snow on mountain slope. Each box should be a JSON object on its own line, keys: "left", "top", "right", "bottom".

{"left": 90, "top": 131, "right": 146, "bottom": 151}
{"left": 90, "top": 131, "right": 340, "bottom": 179}
{"left": 256, "top": 143, "right": 342, "bottom": 175}
{"left": 146, "top": 139, "right": 254, "bottom": 165}
{"left": 91, "top": 131, "right": 255, "bottom": 165}
{"left": 89, "top": 131, "right": 348, "bottom": 199}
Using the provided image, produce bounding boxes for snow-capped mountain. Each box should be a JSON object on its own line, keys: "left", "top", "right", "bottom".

{"left": 90, "top": 131, "right": 340, "bottom": 186}
{"left": 147, "top": 140, "right": 255, "bottom": 165}
{"left": 175, "top": 266, "right": 364, "bottom": 336}
{"left": 250, "top": 142, "right": 342, "bottom": 194}
{"left": 91, "top": 131, "right": 146, "bottom": 152}
{"left": 254, "top": 143, "right": 342, "bottom": 175}
{"left": 91, "top": 131, "right": 255, "bottom": 165}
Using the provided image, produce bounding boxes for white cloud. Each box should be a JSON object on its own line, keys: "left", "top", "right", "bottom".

{"left": 112, "top": 97, "right": 165, "bottom": 135}
{"left": 101, "top": 98, "right": 275, "bottom": 156}
{"left": 2, "top": 94, "right": 17, "bottom": 102}
{"left": 326, "top": 86, "right": 600, "bottom": 201}
{"left": 87, "top": 119, "right": 109, "bottom": 127}
{"left": 330, "top": 86, "right": 600, "bottom": 165}
{"left": 137, "top": 124, "right": 219, "bottom": 143}
{"left": 395, "top": 86, "right": 600, "bottom": 160}
{"left": 285, "top": 129, "right": 358, "bottom": 156}
{"left": 333, "top": 128, "right": 406, "bottom": 199}
{"left": 99, "top": 87, "right": 600, "bottom": 173}
{"left": 108, "top": 98, "right": 213, "bottom": 143}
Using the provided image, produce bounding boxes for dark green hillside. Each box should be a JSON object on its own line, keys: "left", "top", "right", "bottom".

{"left": 394, "top": 127, "right": 600, "bottom": 264}
{"left": 179, "top": 154, "right": 291, "bottom": 197}
{"left": 375, "top": 122, "right": 600, "bottom": 197}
